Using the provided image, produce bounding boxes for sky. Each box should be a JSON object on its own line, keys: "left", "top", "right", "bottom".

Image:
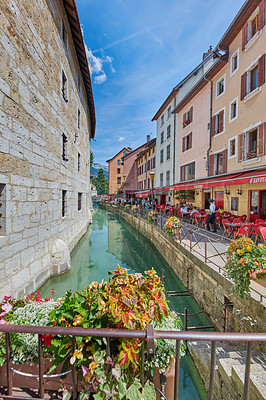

{"left": 75, "top": 0, "right": 245, "bottom": 166}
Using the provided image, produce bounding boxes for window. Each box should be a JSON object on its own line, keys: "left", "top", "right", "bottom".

{"left": 151, "top": 157, "right": 155, "bottom": 169}
{"left": 147, "top": 160, "right": 150, "bottom": 171}
{"left": 251, "top": 14, "right": 259, "bottom": 38}
{"left": 242, "top": 6, "right": 265, "bottom": 50}
{"left": 62, "top": 190, "right": 67, "bottom": 217}
{"left": 166, "top": 170, "right": 170, "bottom": 186}
{"left": 231, "top": 50, "right": 238, "bottom": 74}
{"left": 182, "top": 132, "right": 192, "bottom": 152}
{"left": 0, "top": 184, "right": 6, "bottom": 235}
{"left": 161, "top": 132, "right": 164, "bottom": 144}
{"left": 160, "top": 149, "right": 164, "bottom": 164}
{"left": 167, "top": 125, "right": 171, "bottom": 139}
{"left": 166, "top": 144, "right": 170, "bottom": 160}
{"left": 183, "top": 107, "right": 193, "bottom": 127}
{"left": 117, "top": 168, "right": 121, "bottom": 174}
{"left": 144, "top": 180, "right": 146, "bottom": 189}
{"left": 160, "top": 114, "right": 164, "bottom": 127}
{"left": 117, "top": 177, "right": 121, "bottom": 184}
{"left": 229, "top": 138, "right": 236, "bottom": 157}
{"left": 77, "top": 108, "right": 80, "bottom": 129}
{"left": 144, "top": 163, "right": 146, "bottom": 173}
{"left": 78, "top": 192, "right": 82, "bottom": 211}
{"left": 167, "top": 106, "right": 171, "bottom": 119}
{"left": 78, "top": 152, "right": 81, "bottom": 171}
{"left": 239, "top": 124, "right": 265, "bottom": 162}
{"left": 160, "top": 173, "right": 163, "bottom": 187}
{"left": 62, "top": 70, "right": 68, "bottom": 102}
{"left": 209, "top": 150, "right": 227, "bottom": 175}
{"left": 211, "top": 110, "right": 224, "bottom": 136}
{"left": 229, "top": 98, "right": 238, "bottom": 122}
{"left": 117, "top": 159, "right": 121, "bottom": 165}
{"left": 62, "top": 133, "right": 68, "bottom": 161}
{"left": 216, "top": 76, "right": 225, "bottom": 97}
{"left": 241, "top": 55, "right": 265, "bottom": 100}
{"left": 180, "top": 162, "right": 195, "bottom": 181}
{"left": 123, "top": 151, "right": 126, "bottom": 156}
{"left": 61, "top": 20, "right": 67, "bottom": 49}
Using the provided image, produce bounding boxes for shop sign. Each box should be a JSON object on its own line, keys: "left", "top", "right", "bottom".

{"left": 249, "top": 175, "right": 266, "bottom": 184}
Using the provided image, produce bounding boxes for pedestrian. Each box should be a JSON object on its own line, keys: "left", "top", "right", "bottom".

{"left": 206, "top": 199, "right": 217, "bottom": 232}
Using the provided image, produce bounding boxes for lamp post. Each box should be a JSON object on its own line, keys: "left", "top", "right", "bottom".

{"left": 149, "top": 170, "right": 155, "bottom": 209}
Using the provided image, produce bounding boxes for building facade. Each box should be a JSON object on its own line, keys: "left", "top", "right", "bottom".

{"left": 106, "top": 147, "right": 131, "bottom": 195}
{"left": 0, "top": 0, "right": 96, "bottom": 297}
{"left": 122, "top": 143, "right": 146, "bottom": 199}
{"left": 136, "top": 137, "right": 156, "bottom": 196}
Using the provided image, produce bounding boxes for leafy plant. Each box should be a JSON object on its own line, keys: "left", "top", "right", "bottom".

{"left": 225, "top": 238, "right": 266, "bottom": 297}
{"left": 147, "top": 210, "right": 157, "bottom": 223}
{"left": 175, "top": 189, "right": 195, "bottom": 201}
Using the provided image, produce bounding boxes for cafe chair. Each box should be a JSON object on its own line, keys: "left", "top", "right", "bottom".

{"left": 255, "top": 218, "right": 265, "bottom": 224}
{"left": 233, "top": 218, "right": 242, "bottom": 224}
{"left": 252, "top": 224, "right": 265, "bottom": 244}
{"left": 215, "top": 213, "right": 222, "bottom": 229}
{"left": 239, "top": 214, "right": 247, "bottom": 222}
{"left": 234, "top": 224, "right": 252, "bottom": 240}
{"left": 222, "top": 219, "right": 235, "bottom": 237}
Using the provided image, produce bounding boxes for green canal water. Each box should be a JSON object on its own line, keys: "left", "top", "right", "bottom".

{"left": 41, "top": 206, "right": 209, "bottom": 399}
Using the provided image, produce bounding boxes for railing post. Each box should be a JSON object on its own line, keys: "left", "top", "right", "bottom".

{"left": 209, "top": 341, "right": 216, "bottom": 400}
{"left": 205, "top": 235, "right": 207, "bottom": 263}
{"left": 174, "top": 340, "right": 180, "bottom": 400}
{"left": 184, "top": 308, "right": 188, "bottom": 331}
{"left": 72, "top": 337, "right": 77, "bottom": 400}
{"left": 243, "top": 342, "right": 252, "bottom": 400}
{"left": 189, "top": 230, "right": 192, "bottom": 251}
{"left": 38, "top": 335, "right": 44, "bottom": 398}
{"left": 5, "top": 332, "right": 12, "bottom": 396}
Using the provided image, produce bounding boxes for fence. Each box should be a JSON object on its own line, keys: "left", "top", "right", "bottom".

{"left": 0, "top": 324, "right": 265, "bottom": 400}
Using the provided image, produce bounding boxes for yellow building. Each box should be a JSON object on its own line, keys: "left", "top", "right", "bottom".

{"left": 136, "top": 138, "right": 156, "bottom": 201}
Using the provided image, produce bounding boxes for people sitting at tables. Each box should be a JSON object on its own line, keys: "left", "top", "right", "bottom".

{"left": 190, "top": 206, "right": 198, "bottom": 217}
{"left": 218, "top": 206, "right": 224, "bottom": 213}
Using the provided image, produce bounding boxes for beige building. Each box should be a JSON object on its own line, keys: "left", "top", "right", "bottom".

{"left": 0, "top": 0, "right": 95, "bottom": 297}
{"left": 107, "top": 147, "right": 131, "bottom": 195}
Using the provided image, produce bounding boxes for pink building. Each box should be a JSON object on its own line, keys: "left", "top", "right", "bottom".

{"left": 122, "top": 144, "right": 146, "bottom": 198}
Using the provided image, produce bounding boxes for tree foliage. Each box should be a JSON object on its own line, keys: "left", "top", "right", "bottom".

{"left": 92, "top": 168, "right": 108, "bottom": 195}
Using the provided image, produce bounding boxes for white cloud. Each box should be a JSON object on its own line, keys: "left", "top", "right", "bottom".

{"left": 94, "top": 72, "right": 107, "bottom": 84}
{"left": 118, "top": 136, "right": 125, "bottom": 142}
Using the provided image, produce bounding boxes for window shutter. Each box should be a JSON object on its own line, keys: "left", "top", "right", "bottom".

{"left": 182, "top": 137, "right": 185, "bottom": 152}
{"left": 211, "top": 116, "right": 215, "bottom": 137}
{"left": 258, "top": 53, "right": 265, "bottom": 86}
{"left": 183, "top": 113, "right": 186, "bottom": 126}
{"left": 259, "top": 0, "right": 265, "bottom": 30}
{"left": 219, "top": 110, "right": 224, "bottom": 132}
{"left": 222, "top": 149, "right": 228, "bottom": 174}
{"left": 240, "top": 72, "right": 247, "bottom": 100}
{"left": 189, "top": 132, "right": 192, "bottom": 149}
{"left": 238, "top": 133, "right": 244, "bottom": 162}
{"left": 242, "top": 23, "right": 247, "bottom": 50}
{"left": 209, "top": 154, "right": 214, "bottom": 176}
{"left": 190, "top": 107, "right": 193, "bottom": 123}
{"left": 257, "top": 123, "right": 265, "bottom": 156}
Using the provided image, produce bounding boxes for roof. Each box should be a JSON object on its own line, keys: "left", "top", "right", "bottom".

{"left": 136, "top": 138, "right": 156, "bottom": 158}
{"left": 63, "top": 0, "right": 96, "bottom": 138}
{"left": 215, "top": 0, "right": 262, "bottom": 50}
{"left": 106, "top": 147, "right": 130, "bottom": 163}
{"left": 172, "top": 54, "right": 228, "bottom": 114}
{"left": 152, "top": 51, "right": 215, "bottom": 121}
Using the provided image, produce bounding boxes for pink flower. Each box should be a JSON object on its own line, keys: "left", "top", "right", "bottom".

{"left": 2, "top": 303, "right": 12, "bottom": 313}
{"left": 0, "top": 319, "right": 7, "bottom": 324}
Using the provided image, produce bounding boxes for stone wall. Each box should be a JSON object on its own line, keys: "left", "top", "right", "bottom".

{"left": 0, "top": 0, "right": 93, "bottom": 297}
{"left": 103, "top": 205, "right": 266, "bottom": 335}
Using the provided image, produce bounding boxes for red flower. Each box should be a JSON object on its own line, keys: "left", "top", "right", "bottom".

{"left": 40, "top": 334, "right": 53, "bottom": 347}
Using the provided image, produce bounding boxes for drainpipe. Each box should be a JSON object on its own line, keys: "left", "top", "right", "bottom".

{"left": 204, "top": 75, "right": 213, "bottom": 177}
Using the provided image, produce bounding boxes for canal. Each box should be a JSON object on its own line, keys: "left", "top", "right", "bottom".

{"left": 41, "top": 206, "right": 209, "bottom": 399}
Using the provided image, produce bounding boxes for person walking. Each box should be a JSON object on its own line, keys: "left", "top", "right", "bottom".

{"left": 206, "top": 199, "right": 217, "bottom": 232}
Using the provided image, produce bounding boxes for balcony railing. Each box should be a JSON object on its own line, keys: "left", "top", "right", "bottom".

{"left": 0, "top": 324, "right": 265, "bottom": 400}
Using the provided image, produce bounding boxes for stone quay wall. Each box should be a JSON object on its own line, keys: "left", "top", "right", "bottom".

{"left": 102, "top": 205, "right": 266, "bottom": 335}
{"left": 0, "top": 0, "right": 94, "bottom": 297}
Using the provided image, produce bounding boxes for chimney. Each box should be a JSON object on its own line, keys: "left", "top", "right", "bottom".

{"left": 147, "top": 134, "right": 150, "bottom": 143}
{"left": 203, "top": 46, "right": 213, "bottom": 60}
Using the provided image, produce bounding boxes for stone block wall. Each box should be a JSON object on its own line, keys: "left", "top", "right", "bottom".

{"left": 0, "top": 0, "right": 94, "bottom": 297}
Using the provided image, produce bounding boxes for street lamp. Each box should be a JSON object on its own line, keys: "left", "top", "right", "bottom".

{"left": 149, "top": 170, "right": 155, "bottom": 210}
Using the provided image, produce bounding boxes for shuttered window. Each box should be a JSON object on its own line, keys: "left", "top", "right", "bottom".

{"left": 211, "top": 110, "right": 224, "bottom": 136}
{"left": 242, "top": 2, "right": 265, "bottom": 50}
{"left": 183, "top": 107, "right": 193, "bottom": 128}
{"left": 238, "top": 123, "right": 265, "bottom": 161}
{"left": 240, "top": 54, "right": 265, "bottom": 100}
{"left": 182, "top": 132, "right": 192, "bottom": 151}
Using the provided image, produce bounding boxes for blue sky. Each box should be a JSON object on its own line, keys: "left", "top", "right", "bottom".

{"left": 76, "top": 0, "right": 245, "bottom": 165}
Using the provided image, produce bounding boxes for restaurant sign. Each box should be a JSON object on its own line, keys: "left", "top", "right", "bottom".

{"left": 249, "top": 175, "right": 266, "bottom": 184}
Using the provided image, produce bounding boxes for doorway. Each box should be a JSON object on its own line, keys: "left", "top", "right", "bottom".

{"left": 203, "top": 191, "right": 211, "bottom": 210}
{"left": 215, "top": 191, "right": 224, "bottom": 210}
{"left": 259, "top": 190, "right": 266, "bottom": 220}
{"left": 160, "top": 194, "right": 166, "bottom": 205}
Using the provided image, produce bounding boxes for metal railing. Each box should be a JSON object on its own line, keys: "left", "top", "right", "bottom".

{"left": 0, "top": 324, "right": 265, "bottom": 400}
{"left": 105, "top": 203, "right": 266, "bottom": 304}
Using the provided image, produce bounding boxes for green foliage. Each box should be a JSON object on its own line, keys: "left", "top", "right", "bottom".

{"left": 225, "top": 238, "right": 266, "bottom": 297}
{"left": 175, "top": 189, "right": 195, "bottom": 201}
{"left": 92, "top": 168, "right": 108, "bottom": 195}
{"left": 164, "top": 216, "right": 182, "bottom": 236}
{"left": 147, "top": 210, "right": 157, "bottom": 223}
{"left": 90, "top": 151, "right": 94, "bottom": 166}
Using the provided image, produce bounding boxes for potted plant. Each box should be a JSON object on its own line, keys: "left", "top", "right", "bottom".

{"left": 147, "top": 210, "right": 157, "bottom": 224}
{"left": 164, "top": 216, "right": 182, "bottom": 237}
{"left": 225, "top": 237, "right": 266, "bottom": 297}
{"left": 131, "top": 204, "right": 137, "bottom": 214}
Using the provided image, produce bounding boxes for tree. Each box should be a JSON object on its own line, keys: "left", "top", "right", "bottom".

{"left": 92, "top": 168, "right": 108, "bottom": 195}
{"left": 90, "top": 151, "right": 94, "bottom": 166}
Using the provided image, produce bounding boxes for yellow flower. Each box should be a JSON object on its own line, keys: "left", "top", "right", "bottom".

{"left": 246, "top": 246, "right": 252, "bottom": 252}
{"left": 70, "top": 349, "right": 83, "bottom": 364}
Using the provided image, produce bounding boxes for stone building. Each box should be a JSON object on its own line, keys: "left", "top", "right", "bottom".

{"left": 0, "top": 0, "right": 96, "bottom": 297}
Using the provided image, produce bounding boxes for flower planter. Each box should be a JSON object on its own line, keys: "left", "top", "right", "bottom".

{"left": 0, "top": 359, "right": 72, "bottom": 391}
{"left": 154, "top": 361, "right": 175, "bottom": 400}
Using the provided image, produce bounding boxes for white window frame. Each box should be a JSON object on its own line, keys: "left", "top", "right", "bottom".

{"left": 167, "top": 124, "right": 171, "bottom": 139}
{"left": 214, "top": 107, "right": 225, "bottom": 136}
{"left": 184, "top": 133, "right": 191, "bottom": 152}
{"left": 230, "top": 48, "right": 239, "bottom": 77}
{"left": 166, "top": 170, "right": 170, "bottom": 186}
{"left": 160, "top": 114, "right": 164, "bottom": 127}
{"left": 244, "top": 55, "right": 262, "bottom": 102}
{"left": 229, "top": 97, "right": 238, "bottom": 123}
{"left": 242, "top": 120, "right": 262, "bottom": 163}
{"left": 212, "top": 149, "right": 225, "bottom": 176}
{"left": 166, "top": 144, "right": 170, "bottom": 160}
{"left": 179, "top": 160, "right": 196, "bottom": 182}
{"left": 228, "top": 136, "right": 237, "bottom": 159}
{"left": 245, "top": 8, "right": 261, "bottom": 51}
{"left": 216, "top": 74, "right": 226, "bottom": 99}
{"left": 167, "top": 106, "right": 171, "bottom": 119}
